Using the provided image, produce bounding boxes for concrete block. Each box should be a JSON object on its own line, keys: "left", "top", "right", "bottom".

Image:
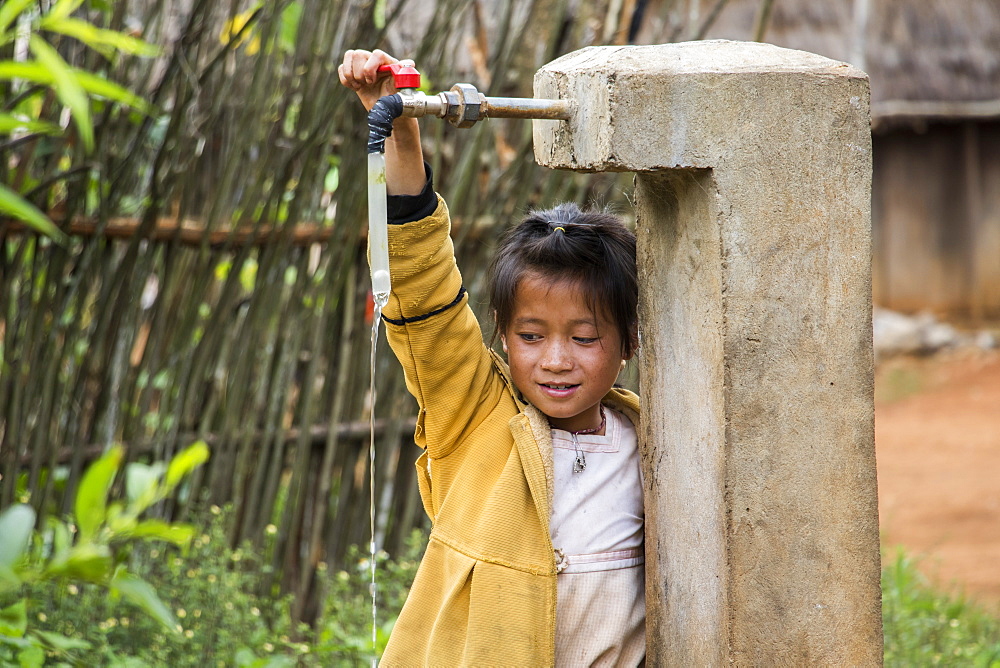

{"left": 535, "top": 41, "right": 881, "bottom": 665}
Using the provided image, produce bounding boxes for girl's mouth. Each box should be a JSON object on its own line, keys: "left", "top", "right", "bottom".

{"left": 539, "top": 383, "right": 579, "bottom": 397}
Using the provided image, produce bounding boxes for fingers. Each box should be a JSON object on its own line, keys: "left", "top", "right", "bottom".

{"left": 338, "top": 49, "right": 366, "bottom": 90}
{"left": 338, "top": 49, "right": 398, "bottom": 90}
{"left": 364, "top": 49, "right": 398, "bottom": 83}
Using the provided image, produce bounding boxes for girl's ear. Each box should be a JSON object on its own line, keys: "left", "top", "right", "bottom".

{"left": 495, "top": 311, "right": 509, "bottom": 353}
{"left": 626, "top": 327, "right": 639, "bottom": 360}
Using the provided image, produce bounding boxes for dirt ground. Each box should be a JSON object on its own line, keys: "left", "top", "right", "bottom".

{"left": 875, "top": 346, "right": 1000, "bottom": 613}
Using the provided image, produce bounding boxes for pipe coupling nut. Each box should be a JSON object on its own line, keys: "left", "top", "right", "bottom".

{"left": 450, "top": 83, "right": 482, "bottom": 128}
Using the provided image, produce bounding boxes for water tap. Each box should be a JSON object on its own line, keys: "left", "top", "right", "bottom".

{"left": 376, "top": 63, "right": 571, "bottom": 128}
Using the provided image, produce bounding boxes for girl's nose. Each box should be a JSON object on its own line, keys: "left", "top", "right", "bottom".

{"left": 540, "top": 342, "right": 573, "bottom": 372}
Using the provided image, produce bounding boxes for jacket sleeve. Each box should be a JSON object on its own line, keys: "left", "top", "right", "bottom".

{"left": 381, "top": 196, "right": 506, "bottom": 460}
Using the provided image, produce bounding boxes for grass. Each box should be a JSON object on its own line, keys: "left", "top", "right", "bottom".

{"left": 882, "top": 547, "right": 1000, "bottom": 666}
{"left": 876, "top": 361, "right": 927, "bottom": 403}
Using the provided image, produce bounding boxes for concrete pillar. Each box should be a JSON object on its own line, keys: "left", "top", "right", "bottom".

{"left": 534, "top": 41, "right": 882, "bottom": 665}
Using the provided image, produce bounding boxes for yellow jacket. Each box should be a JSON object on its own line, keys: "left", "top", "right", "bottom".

{"left": 379, "top": 196, "right": 640, "bottom": 666}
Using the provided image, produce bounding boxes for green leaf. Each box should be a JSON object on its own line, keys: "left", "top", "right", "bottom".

{"left": 0, "top": 634, "right": 33, "bottom": 649}
{"left": 234, "top": 648, "right": 257, "bottom": 667}
{"left": 29, "top": 35, "right": 93, "bottom": 152}
{"left": 38, "top": 16, "right": 112, "bottom": 59}
{"left": 0, "top": 505, "right": 35, "bottom": 569}
{"left": 324, "top": 165, "right": 339, "bottom": 193}
{"left": 0, "top": 600, "right": 27, "bottom": 638}
{"left": 39, "top": 18, "right": 160, "bottom": 58}
{"left": 278, "top": 2, "right": 302, "bottom": 53}
{"left": 44, "top": 0, "right": 86, "bottom": 23}
{"left": 0, "top": 183, "right": 67, "bottom": 244}
{"left": 164, "top": 441, "right": 209, "bottom": 490}
{"left": 0, "top": 61, "right": 53, "bottom": 84}
{"left": 110, "top": 573, "right": 178, "bottom": 632}
{"left": 125, "top": 461, "right": 164, "bottom": 514}
{"left": 0, "top": 563, "right": 21, "bottom": 592}
{"left": 106, "top": 507, "right": 135, "bottom": 534}
{"left": 0, "top": 113, "right": 60, "bottom": 135}
{"left": 74, "top": 446, "right": 123, "bottom": 541}
{"left": 72, "top": 69, "right": 151, "bottom": 114}
{"left": 125, "top": 519, "right": 194, "bottom": 546}
{"left": 48, "top": 518, "right": 72, "bottom": 563}
{"left": 32, "top": 629, "right": 90, "bottom": 652}
{"left": 0, "top": 0, "right": 34, "bottom": 36}
{"left": 17, "top": 643, "right": 45, "bottom": 668}
{"left": 0, "top": 61, "right": 150, "bottom": 114}
{"left": 45, "top": 543, "right": 112, "bottom": 582}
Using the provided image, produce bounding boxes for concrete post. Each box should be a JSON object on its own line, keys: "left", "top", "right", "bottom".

{"left": 534, "top": 41, "right": 882, "bottom": 665}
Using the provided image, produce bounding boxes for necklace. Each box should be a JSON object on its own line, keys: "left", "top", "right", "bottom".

{"left": 568, "top": 405, "right": 605, "bottom": 473}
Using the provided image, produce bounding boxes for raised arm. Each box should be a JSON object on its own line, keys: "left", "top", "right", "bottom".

{"left": 339, "top": 50, "right": 506, "bottom": 460}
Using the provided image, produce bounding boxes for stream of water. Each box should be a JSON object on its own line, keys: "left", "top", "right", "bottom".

{"left": 369, "top": 291, "right": 388, "bottom": 666}
{"left": 367, "top": 150, "right": 391, "bottom": 666}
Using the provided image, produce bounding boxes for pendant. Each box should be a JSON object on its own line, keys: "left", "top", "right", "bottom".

{"left": 571, "top": 432, "right": 586, "bottom": 473}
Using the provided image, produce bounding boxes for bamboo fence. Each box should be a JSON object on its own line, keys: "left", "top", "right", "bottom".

{"left": 1, "top": 0, "right": 730, "bottom": 620}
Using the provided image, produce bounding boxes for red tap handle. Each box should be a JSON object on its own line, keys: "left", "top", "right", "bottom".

{"left": 377, "top": 63, "right": 421, "bottom": 89}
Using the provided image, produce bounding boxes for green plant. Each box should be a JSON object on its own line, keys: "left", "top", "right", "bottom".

{"left": 883, "top": 548, "right": 1000, "bottom": 666}
{"left": 0, "top": 442, "right": 208, "bottom": 666}
{"left": 53, "top": 520, "right": 428, "bottom": 667}
{"left": 309, "top": 530, "right": 425, "bottom": 666}
{"left": 0, "top": 0, "right": 155, "bottom": 241}
{"left": 5, "top": 504, "right": 311, "bottom": 666}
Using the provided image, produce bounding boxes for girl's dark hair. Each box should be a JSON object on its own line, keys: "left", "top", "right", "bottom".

{"left": 486, "top": 203, "right": 638, "bottom": 358}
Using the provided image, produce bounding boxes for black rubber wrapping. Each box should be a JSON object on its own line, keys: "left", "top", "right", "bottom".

{"left": 367, "top": 93, "right": 404, "bottom": 154}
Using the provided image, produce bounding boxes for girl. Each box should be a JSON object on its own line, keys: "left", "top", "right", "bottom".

{"left": 340, "top": 49, "right": 644, "bottom": 667}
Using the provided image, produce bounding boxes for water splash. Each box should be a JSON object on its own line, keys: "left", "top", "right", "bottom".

{"left": 369, "top": 290, "right": 389, "bottom": 667}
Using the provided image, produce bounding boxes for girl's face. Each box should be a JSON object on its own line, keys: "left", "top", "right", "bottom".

{"left": 501, "top": 272, "right": 629, "bottom": 433}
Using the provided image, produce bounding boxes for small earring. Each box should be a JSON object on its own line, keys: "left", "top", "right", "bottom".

{"left": 620, "top": 360, "right": 627, "bottom": 370}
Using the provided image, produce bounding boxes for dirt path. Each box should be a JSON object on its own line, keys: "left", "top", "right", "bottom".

{"left": 875, "top": 348, "right": 1000, "bottom": 612}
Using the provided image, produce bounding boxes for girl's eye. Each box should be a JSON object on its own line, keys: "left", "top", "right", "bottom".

{"left": 519, "top": 333, "right": 541, "bottom": 342}
{"left": 573, "top": 337, "right": 598, "bottom": 344}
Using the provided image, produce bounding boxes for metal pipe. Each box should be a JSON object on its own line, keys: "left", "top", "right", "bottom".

{"left": 481, "top": 96, "right": 571, "bottom": 120}
{"left": 398, "top": 84, "right": 571, "bottom": 128}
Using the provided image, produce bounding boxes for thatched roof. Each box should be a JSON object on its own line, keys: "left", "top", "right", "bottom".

{"left": 633, "top": 0, "right": 1000, "bottom": 124}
